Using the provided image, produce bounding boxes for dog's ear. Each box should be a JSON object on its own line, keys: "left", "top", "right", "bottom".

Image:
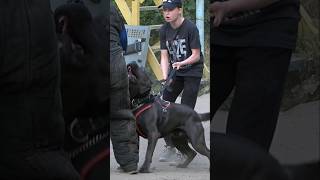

{"left": 127, "top": 65, "right": 133, "bottom": 76}
{"left": 56, "top": 16, "right": 69, "bottom": 34}
{"left": 127, "top": 65, "right": 137, "bottom": 82}
{"left": 127, "top": 63, "right": 139, "bottom": 76}
{"left": 127, "top": 62, "right": 139, "bottom": 71}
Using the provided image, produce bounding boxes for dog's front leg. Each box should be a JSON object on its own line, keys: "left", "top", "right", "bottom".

{"left": 139, "top": 132, "right": 160, "bottom": 173}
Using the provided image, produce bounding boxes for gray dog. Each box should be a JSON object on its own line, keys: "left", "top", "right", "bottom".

{"left": 127, "top": 63, "right": 210, "bottom": 173}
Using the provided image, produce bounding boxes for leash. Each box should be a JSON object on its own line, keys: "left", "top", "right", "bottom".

{"left": 160, "top": 68, "right": 176, "bottom": 96}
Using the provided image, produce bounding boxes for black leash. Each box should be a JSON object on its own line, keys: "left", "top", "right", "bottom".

{"left": 160, "top": 68, "right": 176, "bottom": 96}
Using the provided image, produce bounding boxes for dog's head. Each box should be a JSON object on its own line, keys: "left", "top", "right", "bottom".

{"left": 127, "top": 62, "right": 152, "bottom": 99}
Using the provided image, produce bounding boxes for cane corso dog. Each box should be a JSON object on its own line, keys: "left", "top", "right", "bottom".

{"left": 127, "top": 62, "right": 210, "bottom": 173}
{"left": 54, "top": 3, "right": 108, "bottom": 180}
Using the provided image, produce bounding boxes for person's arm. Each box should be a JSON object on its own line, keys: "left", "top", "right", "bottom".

{"left": 172, "top": 49, "right": 200, "bottom": 70}
{"left": 173, "top": 22, "right": 201, "bottom": 70}
{"left": 159, "top": 25, "right": 170, "bottom": 80}
{"left": 210, "top": 0, "right": 279, "bottom": 27}
{"left": 160, "top": 50, "right": 170, "bottom": 80}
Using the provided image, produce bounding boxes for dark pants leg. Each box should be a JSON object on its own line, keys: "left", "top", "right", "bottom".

{"left": 163, "top": 76, "right": 201, "bottom": 109}
{"left": 163, "top": 76, "right": 184, "bottom": 103}
{"left": 211, "top": 46, "right": 292, "bottom": 150}
{"left": 210, "top": 46, "right": 237, "bottom": 119}
{"left": 110, "top": 52, "right": 139, "bottom": 171}
{"left": 163, "top": 76, "right": 201, "bottom": 146}
{"left": 180, "top": 77, "right": 202, "bottom": 109}
{"left": 212, "top": 132, "right": 289, "bottom": 180}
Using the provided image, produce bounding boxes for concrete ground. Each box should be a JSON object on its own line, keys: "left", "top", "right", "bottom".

{"left": 213, "top": 100, "right": 320, "bottom": 165}
{"left": 110, "top": 94, "right": 210, "bottom": 180}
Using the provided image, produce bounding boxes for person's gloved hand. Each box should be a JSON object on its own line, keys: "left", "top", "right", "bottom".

{"left": 172, "top": 62, "right": 183, "bottom": 70}
{"left": 209, "top": 1, "right": 231, "bottom": 27}
{"left": 160, "top": 79, "right": 166, "bottom": 86}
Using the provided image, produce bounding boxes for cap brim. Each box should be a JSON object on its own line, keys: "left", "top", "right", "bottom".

{"left": 158, "top": 2, "right": 180, "bottom": 10}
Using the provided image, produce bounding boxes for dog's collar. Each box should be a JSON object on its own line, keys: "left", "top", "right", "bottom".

{"left": 131, "top": 94, "right": 156, "bottom": 111}
{"left": 68, "top": 132, "right": 108, "bottom": 159}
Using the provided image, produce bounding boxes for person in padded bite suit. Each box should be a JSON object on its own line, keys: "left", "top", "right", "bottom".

{"left": 109, "top": 2, "right": 140, "bottom": 174}
{"left": 0, "top": 1, "right": 79, "bottom": 180}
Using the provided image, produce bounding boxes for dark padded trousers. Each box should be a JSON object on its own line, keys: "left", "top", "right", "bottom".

{"left": 0, "top": 1, "right": 79, "bottom": 179}
{"left": 110, "top": 50, "right": 139, "bottom": 171}
{"left": 0, "top": 150, "right": 79, "bottom": 180}
{"left": 211, "top": 46, "right": 292, "bottom": 150}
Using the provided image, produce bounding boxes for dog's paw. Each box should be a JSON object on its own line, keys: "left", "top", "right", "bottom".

{"left": 139, "top": 167, "right": 151, "bottom": 173}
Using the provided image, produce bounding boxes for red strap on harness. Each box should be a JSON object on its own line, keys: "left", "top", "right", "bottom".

{"left": 134, "top": 104, "right": 152, "bottom": 138}
{"left": 80, "top": 148, "right": 110, "bottom": 180}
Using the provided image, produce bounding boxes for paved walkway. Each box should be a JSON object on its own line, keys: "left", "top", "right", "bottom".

{"left": 212, "top": 100, "right": 320, "bottom": 164}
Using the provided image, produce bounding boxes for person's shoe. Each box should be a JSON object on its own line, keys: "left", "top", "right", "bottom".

{"left": 125, "top": 169, "right": 138, "bottom": 174}
{"left": 159, "top": 146, "right": 176, "bottom": 162}
{"left": 117, "top": 166, "right": 138, "bottom": 174}
{"left": 169, "top": 152, "right": 187, "bottom": 166}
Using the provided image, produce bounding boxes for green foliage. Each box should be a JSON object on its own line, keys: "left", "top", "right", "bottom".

{"left": 296, "top": 25, "right": 320, "bottom": 59}
{"left": 295, "top": 0, "right": 319, "bottom": 59}
{"left": 182, "top": 0, "right": 196, "bottom": 21}
{"left": 140, "top": 0, "right": 163, "bottom": 26}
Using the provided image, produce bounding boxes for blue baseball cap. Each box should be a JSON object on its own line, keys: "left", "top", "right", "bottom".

{"left": 158, "top": 0, "right": 182, "bottom": 10}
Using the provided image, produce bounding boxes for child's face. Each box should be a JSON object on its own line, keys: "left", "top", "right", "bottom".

{"left": 162, "top": 7, "right": 182, "bottom": 23}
